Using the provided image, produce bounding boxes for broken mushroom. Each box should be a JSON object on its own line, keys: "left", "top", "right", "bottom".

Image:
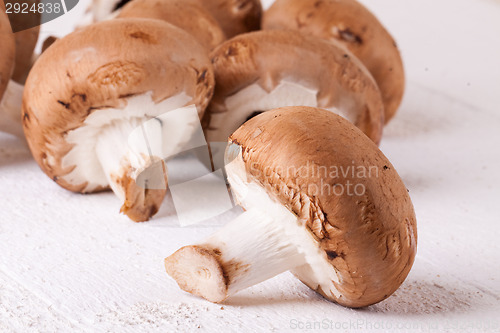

{"left": 118, "top": 0, "right": 226, "bottom": 50}
{"left": 204, "top": 30, "right": 384, "bottom": 145}
{"left": 0, "top": 7, "right": 17, "bottom": 135}
{"left": 166, "top": 106, "right": 417, "bottom": 307}
{"left": 22, "top": 19, "right": 214, "bottom": 222}
{"left": 263, "top": 0, "right": 405, "bottom": 123}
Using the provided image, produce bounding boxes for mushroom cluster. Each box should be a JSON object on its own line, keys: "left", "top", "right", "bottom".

{"left": 6, "top": 0, "right": 415, "bottom": 308}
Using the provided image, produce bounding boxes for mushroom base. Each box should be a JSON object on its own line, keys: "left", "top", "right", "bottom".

{"left": 165, "top": 208, "right": 305, "bottom": 303}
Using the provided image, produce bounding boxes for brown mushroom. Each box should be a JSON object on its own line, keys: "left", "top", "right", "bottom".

{"left": 118, "top": 0, "right": 226, "bottom": 50}
{"left": 204, "top": 30, "right": 384, "bottom": 146}
{"left": 41, "top": 36, "right": 58, "bottom": 53}
{"left": 0, "top": 2, "right": 40, "bottom": 137}
{"left": 22, "top": 19, "right": 215, "bottom": 222}
{"left": 263, "top": 0, "right": 405, "bottom": 123}
{"left": 0, "top": 7, "right": 17, "bottom": 136}
{"left": 8, "top": 0, "right": 41, "bottom": 84}
{"left": 165, "top": 106, "right": 417, "bottom": 307}
{"left": 194, "top": 0, "right": 262, "bottom": 38}
{"left": 83, "top": 0, "right": 262, "bottom": 39}
{"left": 0, "top": 7, "right": 14, "bottom": 102}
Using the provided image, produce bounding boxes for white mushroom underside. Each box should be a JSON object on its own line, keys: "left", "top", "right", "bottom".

{"left": 61, "top": 92, "right": 194, "bottom": 193}
{"left": 82, "top": 0, "right": 122, "bottom": 24}
{"left": 206, "top": 80, "right": 350, "bottom": 144}
{"left": 211, "top": 144, "right": 341, "bottom": 298}
{"left": 0, "top": 80, "right": 25, "bottom": 138}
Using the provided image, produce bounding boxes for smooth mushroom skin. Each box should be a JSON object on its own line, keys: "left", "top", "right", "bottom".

{"left": 22, "top": 19, "right": 215, "bottom": 222}
{"left": 7, "top": 0, "right": 41, "bottom": 84}
{"left": 118, "top": 0, "right": 226, "bottom": 50}
{"left": 0, "top": 7, "right": 18, "bottom": 136}
{"left": 194, "top": 0, "right": 263, "bottom": 38}
{"left": 263, "top": 0, "right": 405, "bottom": 123}
{"left": 166, "top": 106, "right": 417, "bottom": 307}
{"left": 41, "top": 36, "right": 58, "bottom": 53}
{"left": 0, "top": 7, "right": 15, "bottom": 102}
{"left": 11, "top": 26, "right": 40, "bottom": 84}
{"left": 84, "top": 0, "right": 261, "bottom": 39}
{"left": 204, "top": 30, "right": 384, "bottom": 145}
{"left": 0, "top": 2, "right": 39, "bottom": 138}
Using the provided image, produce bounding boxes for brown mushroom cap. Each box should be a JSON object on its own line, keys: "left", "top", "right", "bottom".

{"left": 0, "top": 8, "right": 15, "bottom": 102}
{"left": 41, "top": 36, "right": 58, "bottom": 53}
{"left": 263, "top": 0, "right": 405, "bottom": 123}
{"left": 231, "top": 106, "right": 417, "bottom": 307}
{"left": 22, "top": 19, "right": 214, "bottom": 221}
{"left": 87, "top": 0, "right": 261, "bottom": 39}
{"left": 165, "top": 106, "right": 416, "bottom": 306}
{"left": 118, "top": 0, "right": 226, "bottom": 50}
{"left": 11, "top": 27, "right": 40, "bottom": 84}
{"left": 195, "top": 0, "right": 262, "bottom": 38}
{"left": 205, "top": 30, "right": 384, "bottom": 144}
{"left": 7, "top": 0, "right": 41, "bottom": 84}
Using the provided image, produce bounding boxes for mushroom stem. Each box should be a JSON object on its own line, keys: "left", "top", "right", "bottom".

{"left": 165, "top": 206, "right": 308, "bottom": 303}
{"left": 0, "top": 80, "right": 24, "bottom": 138}
{"left": 95, "top": 119, "right": 168, "bottom": 222}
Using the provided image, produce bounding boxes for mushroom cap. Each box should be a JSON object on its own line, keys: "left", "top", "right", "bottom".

{"left": 8, "top": 0, "right": 41, "bottom": 84}
{"left": 118, "top": 0, "right": 226, "bottom": 50}
{"left": 263, "top": 0, "right": 405, "bottom": 123}
{"left": 22, "top": 18, "right": 214, "bottom": 193}
{"left": 88, "top": 0, "right": 261, "bottom": 38}
{"left": 0, "top": 7, "right": 15, "bottom": 102}
{"left": 229, "top": 106, "right": 417, "bottom": 307}
{"left": 195, "top": 0, "right": 262, "bottom": 38}
{"left": 206, "top": 30, "right": 384, "bottom": 144}
{"left": 41, "top": 36, "right": 58, "bottom": 53}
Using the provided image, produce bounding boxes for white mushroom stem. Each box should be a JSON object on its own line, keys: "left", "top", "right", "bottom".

{"left": 0, "top": 80, "right": 24, "bottom": 138}
{"left": 95, "top": 118, "right": 168, "bottom": 221}
{"left": 168, "top": 207, "right": 307, "bottom": 303}
{"left": 95, "top": 119, "right": 164, "bottom": 196}
{"left": 165, "top": 145, "right": 340, "bottom": 302}
{"left": 59, "top": 92, "right": 198, "bottom": 222}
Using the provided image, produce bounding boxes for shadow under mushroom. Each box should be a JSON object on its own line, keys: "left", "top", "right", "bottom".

{"left": 365, "top": 276, "right": 498, "bottom": 315}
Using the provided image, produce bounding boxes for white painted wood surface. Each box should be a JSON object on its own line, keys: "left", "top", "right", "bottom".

{"left": 1, "top": 0, "right": 499, "bottom": 331}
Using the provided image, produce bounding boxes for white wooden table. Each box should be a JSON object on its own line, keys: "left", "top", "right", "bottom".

{"left": 1, "top": 0, "right": 499, "bottom": 331}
